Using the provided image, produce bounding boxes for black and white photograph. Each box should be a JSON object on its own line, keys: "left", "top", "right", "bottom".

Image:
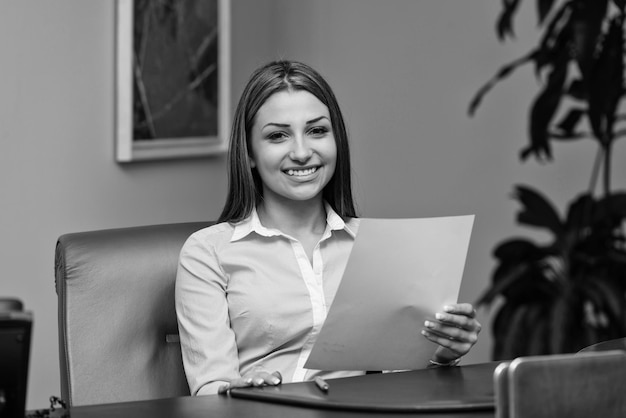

{"left": 2, "top": 1, "right": 626, "bottom": 416}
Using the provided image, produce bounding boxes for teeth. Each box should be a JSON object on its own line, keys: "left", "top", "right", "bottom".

{"left": 286, "top": 167, "right": 318, "bottom": 176}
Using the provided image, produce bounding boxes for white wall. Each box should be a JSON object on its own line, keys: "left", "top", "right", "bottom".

{"left": 3, "top": 0, "right": 624, "bottom": 410}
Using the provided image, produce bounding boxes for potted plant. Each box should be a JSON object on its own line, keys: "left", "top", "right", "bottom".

{"left": 469, "top": 0, "right": 626, "bottom": 360}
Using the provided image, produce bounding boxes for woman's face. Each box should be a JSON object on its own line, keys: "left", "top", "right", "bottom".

{"left": 249, "top": 90, "right": 337, "bottom": 206}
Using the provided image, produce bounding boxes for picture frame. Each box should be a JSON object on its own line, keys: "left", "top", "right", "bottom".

{"left": 115, "top": 0, "right": 231, "bottom": 162}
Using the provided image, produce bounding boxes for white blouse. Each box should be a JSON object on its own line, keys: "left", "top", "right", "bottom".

{"left": 175, "top": 204, "right": 365, "bottom": 395}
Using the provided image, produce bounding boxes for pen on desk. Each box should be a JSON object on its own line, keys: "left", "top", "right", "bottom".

{"left": 314, "top": 376, "right": 330, "bottom": 393}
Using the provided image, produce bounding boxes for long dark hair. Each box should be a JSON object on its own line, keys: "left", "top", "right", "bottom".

{"left": 218, "top": 60, "right": 357, "bottom": 223}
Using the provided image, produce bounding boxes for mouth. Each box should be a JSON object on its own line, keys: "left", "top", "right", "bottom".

{"left": 283, "top": 166, "right": 320, "bottom": 177}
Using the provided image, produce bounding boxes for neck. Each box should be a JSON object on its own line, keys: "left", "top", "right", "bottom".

{"left": 257, "top": 197, "right": 326, "bottom": 237}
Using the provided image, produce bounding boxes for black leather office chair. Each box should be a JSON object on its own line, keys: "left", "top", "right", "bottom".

{"left": 55, "top": 222, "right": 212, "bottom": 406}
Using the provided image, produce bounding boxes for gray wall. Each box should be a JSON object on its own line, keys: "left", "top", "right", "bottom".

{"left": 2, "top": 0, "right": 624, "bottom": 409}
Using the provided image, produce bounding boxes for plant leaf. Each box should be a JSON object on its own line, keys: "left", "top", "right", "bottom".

{"left": 581, "top": 278, "right": 624, "bottom": 328}
{"left": 477, "top": 263, "right": 530, "bottom": 306}
{"left": 493, "top": 238, "right": 545, "bottom": 262}
{"left": 537, "top": 0, "right": 557, "bottom": 25}
{"left": 587, "top": 18, "right": 624, "bottom": 143}
{"left": 565, "top": 79, "right": 586, "bottom": 100}
{"left": 571, "top": 0, "right": 608, "bottom": 78}
{"left": 501, "top": 304, "right": 530, "bottom": 359}
{"left": 491, "top": 302, "right": 516, "bottom": 359}
{"left": 534, "top": 1, "right": 572, "bottom": 77}
{"left": 522, "top": 50, "right": 569, "bottom": 161}
{"left": 527, "top": 310, "right": 550, "bottom": 355}
{"left": 564, "top": 192, "right": 595, "bottom": 230}
{"left": 468, "top": 51, "right": 536, "bottom": 116}
{"left": 524, "top": 303, "right": 549, "bottom": 355}
{"left": 513, "top": 185, "right": 564, "bottom": 235}
{"left": 549, "top": 291, "right": 573, "bottom": 353}
{"left": 602, "top": 192, "right": 626, "bottom": 219}
{"left": 497, "top": 0, "right": 523, "bottom": 40}
{"left": 555, "top": 108, "right": 586, "bottom": 137}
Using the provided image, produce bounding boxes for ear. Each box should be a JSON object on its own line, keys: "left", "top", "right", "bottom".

{"left": 248, "top": 155, "right": 256, "bottom": 168}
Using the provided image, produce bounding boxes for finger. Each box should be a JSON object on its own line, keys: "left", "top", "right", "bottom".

{"left": 239, "top": 370, "right": 282, "bottom": 387}
{"left": 271, "top": 371, "right": 283, "bottom": 384}
{"left": 218, "top": 375, "right": 254, "bottom": 394}
{"left": 424, "top": 320, "right": 479, "bottom": 344}
{"left": 225, "top": 376, "right": 254, "bottom": 391}
{"left": 443, "top": 303, "right": 476, "bottom": 318}
{"left": 434, "top": 312, "right": 480, "bottom": 331}
{"left": 421, "top": 329, "right": 473, "bottom": 357}
{"left": 256, "top": 371, "right": 281, "bottom": 386}
{"left": 431, "top": 346, "right": 464, "bottom": 365}
{"left": 422, "top": 318, "right": 480, "bottom": 358}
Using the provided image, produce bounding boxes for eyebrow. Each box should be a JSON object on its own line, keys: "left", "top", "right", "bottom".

{"left": 262, "top": 116, "right": 329, "bottom": 129}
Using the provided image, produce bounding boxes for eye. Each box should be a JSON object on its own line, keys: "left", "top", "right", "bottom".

{"left": 308, "top": 126, "right": 330, "bottom": 137}
{"left": 266, "top": 131, "right": 288, "bottom": 142}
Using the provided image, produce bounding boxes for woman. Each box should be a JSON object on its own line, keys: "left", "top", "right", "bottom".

{"left": 175, "top": 60, "right": 481, "bottom": 396}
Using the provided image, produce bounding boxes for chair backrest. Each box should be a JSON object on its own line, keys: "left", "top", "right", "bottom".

{"left": 578, "top": 337, "right": 626, "bottom": 353}
{"left": 494, "top": 350, "right": 626, "bottom": 418}
{"left": 55, "top": 222, "right": 212, "bottom": 406}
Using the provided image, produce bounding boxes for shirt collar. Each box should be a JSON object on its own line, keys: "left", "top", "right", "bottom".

{"left": 231, "top": 202, "right": 356, "bottom": 242}
{"left": 324, "top": 202, "right": 357, "bottom": 238}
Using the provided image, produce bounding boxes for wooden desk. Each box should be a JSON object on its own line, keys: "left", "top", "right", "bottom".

{"left": 69, "top": 363, "right": 499, "bottom": 418}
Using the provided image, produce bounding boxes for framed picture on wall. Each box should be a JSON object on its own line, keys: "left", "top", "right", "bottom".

{"left": 115, "top": 0, "right": 231, "bottom": 162}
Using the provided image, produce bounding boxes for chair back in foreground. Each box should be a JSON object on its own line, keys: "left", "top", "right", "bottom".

{"left": 494, "top": 350, "right": 626, "bottom": 418}
{"left": 55, "top": 222, "right": 212, "bottom": 406}
{"left": 578, "top": 337, "right": 626, "bottom": 353}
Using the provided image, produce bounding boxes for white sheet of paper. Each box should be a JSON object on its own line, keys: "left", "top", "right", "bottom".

{"left": 304, "top": 215, "right": 475, "bottom": 371}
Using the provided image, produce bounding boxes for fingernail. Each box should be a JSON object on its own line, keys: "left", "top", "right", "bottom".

{"left": 435, "top": 313, "right": 445, "bottom": 320}
{"left": 271, "top": 377, "right": 280, "bottom": 384}
{"left": 424, "top": 320, "right": 434, "bottom": 328}
{"left": 444, "top": 305, "right": 454, "bottom": 312}
{"left": 421, "top": 330, "right": 428, "bottom": 336}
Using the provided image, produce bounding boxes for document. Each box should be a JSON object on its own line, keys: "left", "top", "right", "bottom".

{"left": 305, "top": 215, "right": 475, "bottom": 371}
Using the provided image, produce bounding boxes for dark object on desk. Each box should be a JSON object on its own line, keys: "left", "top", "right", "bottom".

{"left": 230, "top": 362, "right": 500, "bottom": 412}
{"left": 55, "top": 222, "right": 213, "bottom": 406}
{"left": 0, "top": 298, "right": 33, "bottom": 418}
{"left": 494, "top": 350, "right": 626, "bottom": 418}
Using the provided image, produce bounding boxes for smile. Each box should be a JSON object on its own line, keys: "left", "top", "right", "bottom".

{"left": 284, "top": 167, "right": 319, "bottom": 177}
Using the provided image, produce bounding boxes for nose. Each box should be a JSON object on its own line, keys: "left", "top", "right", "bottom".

{"left": 289, "top": 137, "right": 313, "bottom": 162}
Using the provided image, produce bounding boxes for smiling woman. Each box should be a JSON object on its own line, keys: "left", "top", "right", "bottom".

{"left": 174, "top": 60, "right": 482, "bottom": 396}
{"left": 218, "top": 60, "right": 356, "bottom": 224}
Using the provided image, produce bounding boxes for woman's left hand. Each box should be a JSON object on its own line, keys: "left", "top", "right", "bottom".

{"left": 421, "top": 303, "right": 481, "bottom": 365}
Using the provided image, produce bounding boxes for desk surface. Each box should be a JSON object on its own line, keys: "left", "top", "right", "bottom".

{"left": 69, "top": 362, "right": 499, "bottom": 418}
{"left": 70, "top": 396, "right": 494, "bottom": 418}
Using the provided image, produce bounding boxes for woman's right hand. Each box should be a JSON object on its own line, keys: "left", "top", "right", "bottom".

{"left": 218, "top": 370, "right": 282, "bottom": 394}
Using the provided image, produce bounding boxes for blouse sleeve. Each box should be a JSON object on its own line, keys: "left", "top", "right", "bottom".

{"left": 175, "top": 232, "right": 240, "bottom": 395}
